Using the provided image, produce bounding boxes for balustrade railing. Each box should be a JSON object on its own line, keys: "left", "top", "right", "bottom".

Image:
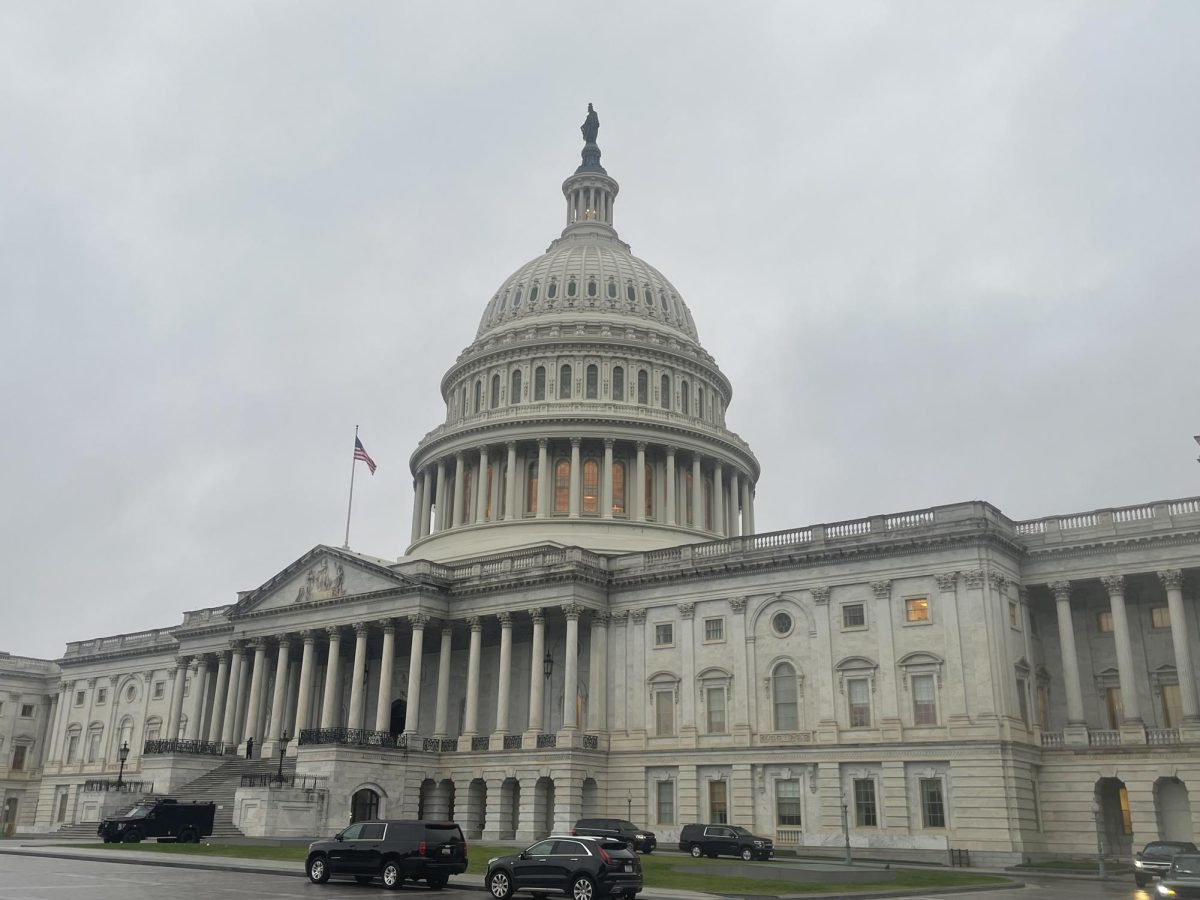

{"left": 1088, "top": 729, "right": 1121, "bottom": 747}
{"left": 1148, "top": 728, "right": 1180, "bottom": 745}
{"left": 297, "top": 728, "right": 407, "bottom": 750}
{"left": 421, "top": 738, "right": 459, "bottom": 752}
{"left": 82, "top": 779, "right": 153, "bottom": 793}
{"left": 775, "top": 828, "right": 803, "bottom": 846}
{"left": 240, "top": 773, "right": 327, "bottom": 790}
{"left": 1040, "top": 732, "right": 1064, "bottom": 748}
{"left": 142, "top": 739, "right": 232, "bottom": 756}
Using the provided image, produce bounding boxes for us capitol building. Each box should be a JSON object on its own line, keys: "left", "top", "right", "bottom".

{"left": 2, "top": 109, "right": 1199, "bottom": 864}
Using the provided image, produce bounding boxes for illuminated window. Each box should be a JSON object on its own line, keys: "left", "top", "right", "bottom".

{"left": 905, "top": 597, "right": 930, "bottom": 623}
{"left": 612, "top": 461, "right": 626, "bottom": 515}
{"left": 1097, "top": 611, "right": 1113, "bottom": 632}
{"left": 585, "top": 364, "right": 598, "bottom": 399}
{"left": 612, "top": 366, "right": 624, "bottom": 400}
{"left": 1152, "top": 607, "right": 1170, "bottom": 629}
{"left": 526, "top": 462, "right": 538, "bottom": 514}
{"left": 582, "top": 459, "right": 599, "bottom": 514}
{"left": 510, "top": 369, "right": 522, "bottom": 404}
{"left": 534, "top": 366, "right": 546, "bottom": 401}
{"left": 554, "top": 460, "right": 570, "bottom": 514}
{"left": 559, "top": 364, "right": 572, "bottom": 399}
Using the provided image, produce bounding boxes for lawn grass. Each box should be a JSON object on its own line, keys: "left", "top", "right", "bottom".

{"left": 57, "top": 842, "right": 1009, "bottom": 894}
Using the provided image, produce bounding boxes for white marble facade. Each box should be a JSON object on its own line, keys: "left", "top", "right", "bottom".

{"left": 4, "top": 113, "right": 1200, "bottom": 863}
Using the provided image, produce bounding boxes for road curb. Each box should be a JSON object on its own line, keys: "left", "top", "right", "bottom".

{"left": 0, "top": 846, "right": 301, "bottom": 878}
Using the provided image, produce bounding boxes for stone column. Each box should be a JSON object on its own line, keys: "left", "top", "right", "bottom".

{"left": 664, "top": 447, "right": 677, "bottom": 525}
{"left": 433, "top": 625, "right": 454, "bottom": 738}
{"left": 404, "top": 614, "right": 429, "bottom": 736}
{"left": 206, "top": 651, "right": 231, "bottom": 743}
{"left": 527, "top": 608, "right": 546, "bottom": 735}
{"left": 741, "top": 480, "right": 753, "bottom": 535}
{"left": 635, "top": 443, "right": 647, "bottom": 522}
{"left": 713, "top": 463, "right": 725, "bottom": 536}
{"left": 505, "top": 442, "right": 518, "bottom": 521}
{"left": 166, "top": 657, "right": 188, "bottom": 740}
{"left": 1102, "top": 575, "right": 1142, "bottom": 725}
{"left": 262, "top": 641, "right": 289, "bottom": 744}
{"left": 435, "top": 459, "right": 448, "bottom": 531}
{"left": 347, "top": 622, "right": 370, "bottom": 731}
{"left": 375, "top": 620, "right": 396, "bottom": 732}
{"left": 568, "top": 438, "right": 582, "bottom": 517}
{"left": 283, "top": 658, "right": 300, "bottom": 737}
{"left": 319, "top": 627, "right": 343, "bottom": 729}
{"left": 452, "top": 453, "right": 466, "bottom": 528}
{"left": 602, "top": 439, "right": 614, "bottom": 519}
{"left": 536, "top": 439, "right": 550, "bottom": 518}
{"left": 728, "top": 472, "right": 741, "bottom": 537}
{"left": 587, "top": 613, "right": 609, "bottom": 732}
{"left": 232, "top": 651, "right": 252, "bottom": 741}
{"left": 293, "top": 631, "right": 317, "bottom": 735}
{"left": 475, "top": 446, "right": 490, "bottom": 524}
{"left": 221, "top": 644, "right": 245, "bottom": 745}
{"left": 691, "top": 455, "right": 703, "bottom": 528}
{"left": 1050, "top": 582, "right": 1086, "bottom": 726}
{"left": 420, "top": 469, "right": 434, "bottom": 537}
{"left": 47, "top": 682, "right": 71, "bottom": 764}
{"left": 185, "top": 657, "right": 209, "bottom": 741}
{"left": 461, "top": 617, "right": 483, "bottom": 744}
{"left": 410, "top": 470, "right": 425, "bottom": 545}
{"left": 494, "top": 613, "right": 513, "bottom": 740}
{"left": 562, "top": 605, "right": 582, "bottom": 731}
{"left": 243, "top": 639, "right": 269, "bottom": 745}
{"left": 1158, "top": 570, "right": 1199, "bottom": 722}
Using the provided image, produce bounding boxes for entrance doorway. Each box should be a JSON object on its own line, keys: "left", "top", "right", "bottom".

{"left": 1156, "top": 778, "right": 1193, "bottom": 842}
{"left": 1095, "top": 778, "right": 1133, "bottom": 857}
{"left": 390, "top": 700, "right": 407, "bottom": 736}
{"left": 351, "top": 788, "right": 380, "bottom": 823}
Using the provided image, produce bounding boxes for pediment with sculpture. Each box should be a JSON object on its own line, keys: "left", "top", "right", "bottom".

{"left": 232, "top": 545, "right": 414, "bottom": 615}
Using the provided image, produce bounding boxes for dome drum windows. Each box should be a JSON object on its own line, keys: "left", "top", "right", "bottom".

{"left": 660, "top": 374, "right": 671, "bottom": 410}
{"left": 637, "top": 370, "right": 649, "bottom": 405}
{"left": 510, "top": 369, "right": 523, "bottom": 405}
{"left": 534, "top": 366, "right": 547, "bottom": 401}
{"left": 585, "top": 364, "right": 598, "bottom": 400}
{"left": 490, "top": 374, "right": 500, "bottom": 409}
{"left": 559, "top": 364, "right": 573, "bottom": 399}
{"left": 611, "top": 366, "right": 625, "bottom": 401}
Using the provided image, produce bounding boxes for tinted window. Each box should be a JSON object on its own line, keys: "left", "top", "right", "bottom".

{"left": 1174, "top": 855, "right": 1200, "bottom": 876}
{"left": 527, "top": 840, "right": 555, "bottom": 856}
{"left": 618, "top": 821, "right": 638, "bottom": 831}
{"left": 360, "top": 824, "right": 385, "bottom": 840}
{"left": 553, "top": 840, "right": 588, "bottom": 855}
{"left": 426, "top": 824, "right": 464, "bottom": 844}
{"left": 732, "top": 827, "right": 753, "bottom": 837}
{"left": 341, "top": 824, "right": 364, "bottom": 840}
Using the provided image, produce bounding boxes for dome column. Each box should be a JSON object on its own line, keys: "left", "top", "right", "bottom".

{"left": 420, "top": 469, "right": 434, "bottom": 537}
{"left": 713, "top": 463, "right": 725, "bottom": 537}
{"left": 729, "top": 471, "right": 741, "bottom": 537}
{"left": 691, "top": 455, "right": 703, "bottom": 529}
{"left": 475, "top": 446, "right": 490, "bottom": 524}
{"left": 452, "top": 453, "right": 466, "bottom": 528}
{"left": 665, "top": 447, "right": 677, "bottom": 526}
{"left": 410, "top": 474, "right": 425, "bottom": 544}
{"left": 569, "top": 438, "right": 582, "bottom": 518}
{"left": 434, "top": 460, "right": 448, "bottom": 532}
{"left": 743, "top": 480, "right": 755, "bottom": 535}
{"left": 505, "top": 442, "right": 518, "bottom": 521}
{"left": 601, "top": 439, "right": 614, "bottom": 519}
{"left": 634, "top": 443, "right": 647, "bottom": 522}
{"left": 536, "top": 439, "right": 550, "bottom": 518}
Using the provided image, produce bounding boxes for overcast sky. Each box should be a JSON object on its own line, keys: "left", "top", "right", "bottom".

{"left": 3, "top": 2, "right": 1198, "bottom": 659}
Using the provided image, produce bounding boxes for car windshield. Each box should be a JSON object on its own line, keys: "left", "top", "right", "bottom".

{"left": 1148, "top": 843, "right": 1198, "bottom": 857}
{"left": 1173, "top": 855, "right": 1200, "bottom": 876}
{"left": 120, "top": 805, "right": 150, "bottom": 819}
{"left": 732, "top": 827, "right": 753, "bottom": 837}
{"left": 618, "top": 821, "right": 638, "bottom": 831}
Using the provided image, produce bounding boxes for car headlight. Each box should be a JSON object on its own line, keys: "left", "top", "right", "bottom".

{"left": 116, "top": 823, "right": 125, "bottom": 830}
{"left": 1136, "top": 861, "right": 1145, "bottom": 868}
{"left": 636, "top": 834, "right": 648, "bottom": 840}
{"left": 1157, "top": 886, "right": 1176, "bottom": 897}
{"left": 753, "top": 840, "right": 764, "bottom": 845}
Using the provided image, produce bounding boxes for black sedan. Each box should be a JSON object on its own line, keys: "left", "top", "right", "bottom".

{"left": 1157, "top": 853, "right": 1200, "bottom": 900}
{"left": 486, "top": 836, "right": 642, "bottom": 900}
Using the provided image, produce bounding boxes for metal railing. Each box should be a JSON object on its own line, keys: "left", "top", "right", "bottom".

{"left": 582, "top": 735, "right": 599, "bottom": 750}
{"left": 142, "top": 739, "right": 233, "bottom": 756}
{"left": 297, "top": 728, "right": 407, "bottom": 750}
{"left": 239, "top": 773, "right": 327, "bottom": 790}
{"left": 537, "top": 733, "right": 557, "bottom": 748}
{"left": 422, "top": 738, "right": 458, "bottom": 752}
{"left": 82, "top": 779, "right": 153, "bottom": 793}
{"left": 471, "top": 736, "right": 490, "bottom": 751}
{"left": 503, "top": 735, "right": 522, "bottom": 749}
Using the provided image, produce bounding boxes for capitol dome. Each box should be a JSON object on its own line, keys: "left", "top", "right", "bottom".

{"left": 406, "top": 107, "right": 760, "bottom": 561}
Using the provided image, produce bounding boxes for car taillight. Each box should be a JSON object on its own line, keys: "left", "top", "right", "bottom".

{"left": 598, "top": 846, "right": 612, "bottom": 864}
{"left": 570, "top": 829, "right": 576, "bottom": 835}
{"left": 418, "top": 840, "right": 427, "bottom": 856}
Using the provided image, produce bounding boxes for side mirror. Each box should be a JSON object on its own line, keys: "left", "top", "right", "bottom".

{"left": 335, "top": 832, "right": 344, "bottom": 842}
{"left": 519, "top": 851, "right": 529, "bottom": 860}
{"left": 1136, "top": 852, "right": 1143, "bottom": 859}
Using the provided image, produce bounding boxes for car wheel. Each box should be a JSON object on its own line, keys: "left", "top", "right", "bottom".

{"left": 307, "top": 855, "right": 331, "bottom": 884}
{"left": 177, "top": 828, "right": 198, "bottom": 844}
{"left": 572, "top": 875, "right": 596, "bottom": 900}
{"left": 741, "top": 848, "right": 753, "bottom": 861}
{"left": 122, "top": 830, "right": 142, "bottom": 843}
{"left": 381, "top": 861, "right": 402, "bottom": 890}
{"left": 690, "top": 845, "right": 703, "bottom": 858}
{"left": 489, "top": 869, "right": 514, "bottom": 900}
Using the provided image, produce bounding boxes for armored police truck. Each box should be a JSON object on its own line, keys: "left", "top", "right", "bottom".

{"left": 98, "top": 798, "right": 215, "bottom": 843}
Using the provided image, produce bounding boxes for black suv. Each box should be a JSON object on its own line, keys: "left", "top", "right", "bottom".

{"left": 486, "top": 836, "right": 643, "bottom": 900}
{"left": 678, "top": 823, "right": 774, "bottom": 860}
{"left": 573, "top": 818, "right": 657, "bottom": 853}
{"left": 1135, "top": 841, "right": 1199, "bottom": 887}
{"left": 306, "top": 820, "right": 467, "bottom": 889}
{"left": 98, "top": 799, "right": 214, "bottom": 844}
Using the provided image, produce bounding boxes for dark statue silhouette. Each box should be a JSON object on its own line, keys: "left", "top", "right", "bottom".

{"left": 581, "top": 103, "right": 599, "bottom": 144}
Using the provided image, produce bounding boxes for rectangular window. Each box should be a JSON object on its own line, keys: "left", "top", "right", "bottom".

{"left": 920, "top": 778, "right": 946, "bottom": 828}
{"left": 1017, "top": 678, "right": 1030, "bottom": 726}
{"left": 656, "top": 780, "right": 675, "bottom": 824}
{"left": 654, "top": 623, "right": 673, "bottom": 647}
{"left": 853, "top": 778, "right": 877, "bottom": 827}
{"left": 1161, "top": 684, "right": 1182, "bottom": 728}
{"left": 1097, "top": 611, "right": 1113, "bottom": 633}
{"left": 911, "top": 674, "right": 937, "bottom": 725}
{"left": 66, "top": 735, "right": 79, "bottom": 764}
{"left": 703, "top": 617, "right": 724, "bottom": 642}
{"left": 1009, "top": 601, "right": 1020, "bottom": 629}
{"left": 706, "top": 687, "right": 727, "bottom": 734}
{"left": 1151, "top": 607, "right": 1171, "bottom": 629}
{"left": 12, "top": 745, "right": 27, "bottom": 771}
{"left": 905, "top": 597, "right": 930, "bottom": 622}
{"left": 86, "top": 731, "right": 101, "bottom": 763}
{"left": 655, "top": 690, "right": 675, "bottom": 736}
{"left": 708, "top": 780, "right": 728, "bottom": 824}
{"left": 842, "top": 604, "right": 865, "bottom": 628}
{"left": 848, "top": 678, "right": 871, "bottom": 727}
{"left": 75, "top": 691, "right": 85, "bottom": 707}
{"left": 95, "top": 689, "right": 106, "bottom": 705}
{"left": 20, "top": 703, "right": 35, "bottom": 718}
{"left": 1037, "top": 683, "right": 1050, "bottom": 729}
{"left": 1105, "top": 686, "right": 1123, "bottom": 729}
{"left": 153, "top": 682, "right": 165, "bottom": 700}
{"left": 776, "top": 779, "right": 802, "bottom": 826}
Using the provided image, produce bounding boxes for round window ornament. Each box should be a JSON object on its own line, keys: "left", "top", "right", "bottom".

{"left": 772, "top": 612, "right": 793, "bottom": 636}
{"left": 125, "top": 686, "right": 136, "bottom": 702}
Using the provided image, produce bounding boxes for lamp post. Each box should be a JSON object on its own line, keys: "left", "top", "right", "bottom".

{"left": 116, "top": 741, "right": 130, "bottom": 789}
{"left": 1091, "top": 798, "right": 1106, "bottom": 878}
{"left": 626, "top": 790, "right": 633, "bottom": 820}
{"left": 275, "top": 731, "right": 290, "bottom": 784}
{"left": 840, "top": 790, "right": 852, "bottom": 865}
{"left": 543, "top": 650, "right": 554, "bottom": 732}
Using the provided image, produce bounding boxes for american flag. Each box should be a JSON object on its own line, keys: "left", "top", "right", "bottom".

{"left": 353, "top": 436, "right": 377, "bottom": 474}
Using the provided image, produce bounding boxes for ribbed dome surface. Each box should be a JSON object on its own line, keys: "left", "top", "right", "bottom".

{"left": 475, "top": 237, "right": 700, "bottom": 343}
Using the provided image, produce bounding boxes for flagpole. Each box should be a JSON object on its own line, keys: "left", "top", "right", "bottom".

{"left": 343, "top": 425, "right": 358, "bottom": 549}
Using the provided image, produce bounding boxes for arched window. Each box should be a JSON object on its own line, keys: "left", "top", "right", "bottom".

{"left": 582, "top": 459, "right": 600, "bottom": 514}
{"left": 643, "top": 287, "right": 653, "bottom": 307}
{"left": 529, "top": 282, "right": 539, "bottom": 302}
{"left": 559, "top": 364, "right": 572, "bottom": 399}
{"left": 772, "top": 663, "right": 800, "bottom": 731}
{"left": 607, "top": 279, "right": 617, "bottom": 299}
{"left": 462, "top": 468, "right": 474, "bottom": 522}
{"left": 554, "top": 459, "right": 570, "bottom": 514}
{"left": 513, "top": 287, "right": 523, "bottom": 308}
{"left": 534, "top": 366, "right": 546, "bottom": 401}
{"left": 698, "top": 386, "right": 706, "bottom": 420}
{"left": 460, "top": 386, "right": 468, "bottom": 419}
{"left": 659, "top": 292, "right": 669, "bottom": 316}
{"left": 704, "top": 477, "right": 714, "bottom": 530}
{"left": 567, "top": 277, "right": 577, "bottom": 298}
{"left": 685, "top": 470, "right": 694, "bottom": 524}
{"left": 587, "top": 277, "right": 597, "bottom": 298}
{"left": 510, "top": 369, "right": 522, "bottom": 404}
{"left": 612, "top": 461, "right": 626, "bottom": 516}
{"left": 612, "top": 366, "right": 624, "bottom": 401}
{"left": 626, "top": 283, "right": 635, "bottom": 303}
{"left": 681, "top": 380, "right": 690, "bottom": 414}
{"left": 143, "top": 716, "right": 162, "bottom": 743}
{"left": 661, "top": 374, "right": 671, "bottom": 409}
{"left": 118, "top": 717, "right": 134, "bottom": 753}
{"left": 473, "top": 380, "right": 482, "bottom": 413}
{"left": 645, "top": 462, "right": 654, "bottom": 519}
{"left": 547, "top": 279, "right": 558, "bottom": 300}
{"left": 490, "top": 374, "right": 500, "bottom": 408}
{"left": 637, "top": 370, "right": 648, "bottom": 405}
{"left": 585, "top": 364, "right": 598, "bottom": 399}
{"left": 351, "top": 788, "right": 380, "bottom": 824}
{"left": 526, "top": 462, "right": 538, "bottom": 514}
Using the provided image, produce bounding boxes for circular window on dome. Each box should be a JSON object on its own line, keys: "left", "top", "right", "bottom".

{"left": 126, "top": 685, "right": 136, "bottom": 702}
{"left": 771, "top": 612, "right": 794, "bottom": 637}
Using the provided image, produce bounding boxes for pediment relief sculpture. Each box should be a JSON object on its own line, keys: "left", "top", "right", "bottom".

{"left": 294, "top": 558, "right": 346, "bottom": 603}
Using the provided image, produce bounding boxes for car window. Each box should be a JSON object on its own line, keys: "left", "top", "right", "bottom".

{"left": 527, "top": 840, "right": 555, "bottom": 856}
{"left": 341, "top": 824, "right": 364, "bottom": 841}
{"left": 1174, "top": 855, "right": 1200, "bottom": 875}
{"left": 359, "top": 823, "right": 385, "bottom": 840}
{"left": 553, "top": 840, "right": 589, "bottom": 856}
{"left": 732, "top": 827, "right": 753, "bottom": 837}
{"left": 426, "top": 825, "right": 464, "bottom": 843}
{"left": 618, "top": 821, "right": 638, "bottom": 831}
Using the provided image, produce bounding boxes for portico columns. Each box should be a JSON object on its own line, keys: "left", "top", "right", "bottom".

{"left": 221, "top": 644, "right": 245, "bottom": 745}
{"left": 266, "top": 641, "right": 292, "bottom": 743}
{"left": 243, "top": 638, "right": 269, "bottom": 745}
{"left": 47, "top": 682, "right": 70, "bottom": 765}
{"left": 475, "top": 446, "right": 490, "bottom": 524}
{"left": 404, "top": 614, "right": 429, "bottom": 736}
{"left": 634, "top": 443, "right": 646, "bottom": 522}
{"left": 562, "top": 605, "right": 582, "bottom": 731}
{"left": 728, "top": 472, "right": 741, "bottom": 537}
{"left": 536, "top": 439, "right": 550, "bottom": 518}
{"left": 691, "top": 455, "right": 703, "bottom": 528}
{"left": 494, "top": 613, "right": 513, "bottom": 738}
{"left": 587, "top": 613, "right": 609, "bottom": 732}
{"left": 420, "top": 470, "right": 434, "bottom": 537}
{"left": 294, "top": 631, "right": 317, "bottom": 735}
{"left": 347, "top": 622, "right": 370, "bottom": 731}
{"left": 505, "top": 442, "right": 518, "bottom": 521}
{"left": 374, "top": 620, "right": 396, "bottom": 732}
{"left": 452, "top": 453, "right": 466, "bottom": 527}
{"left": 601, "top": 439, "right": 614, "bottom": 519}
{"left": 462, "top": 617, "right": 483, "bottom": 740}
{"left": 319, "top": 628, "right": 343, "bottom": 729}
{"left": 1051, "top": 582, "right": 1086, "bottom": 725}
{"left": 207, "top": 651, "right": 230, "bottom": 743}
{"left": 433, "top": 625, "right": 453, "bottom": 738}
{"left": 527, "top": 609, "right": 545, "bottom": 734}
{"left": 665, "top": 447, "right": 677, "bottom": 525}
{"left": 1159, "top": 570, "right": 1200, "bottom": 721}
{"left": 435, "top": 460, "right": 448, "bottom": 531}
{"left": 1102, "top": 575, "right": 1141, "bottom": 724}
{"left": 166, "top": 657, "right": 188, "bottom": 740}
{"left": 568, "top": 438, "right": 582, "bottom": 517}
{"left": 185, "top": 657, "right": 209, "bottom": 741}
{"left": 713, "top": 463, "right": 725, "bottom": 536}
